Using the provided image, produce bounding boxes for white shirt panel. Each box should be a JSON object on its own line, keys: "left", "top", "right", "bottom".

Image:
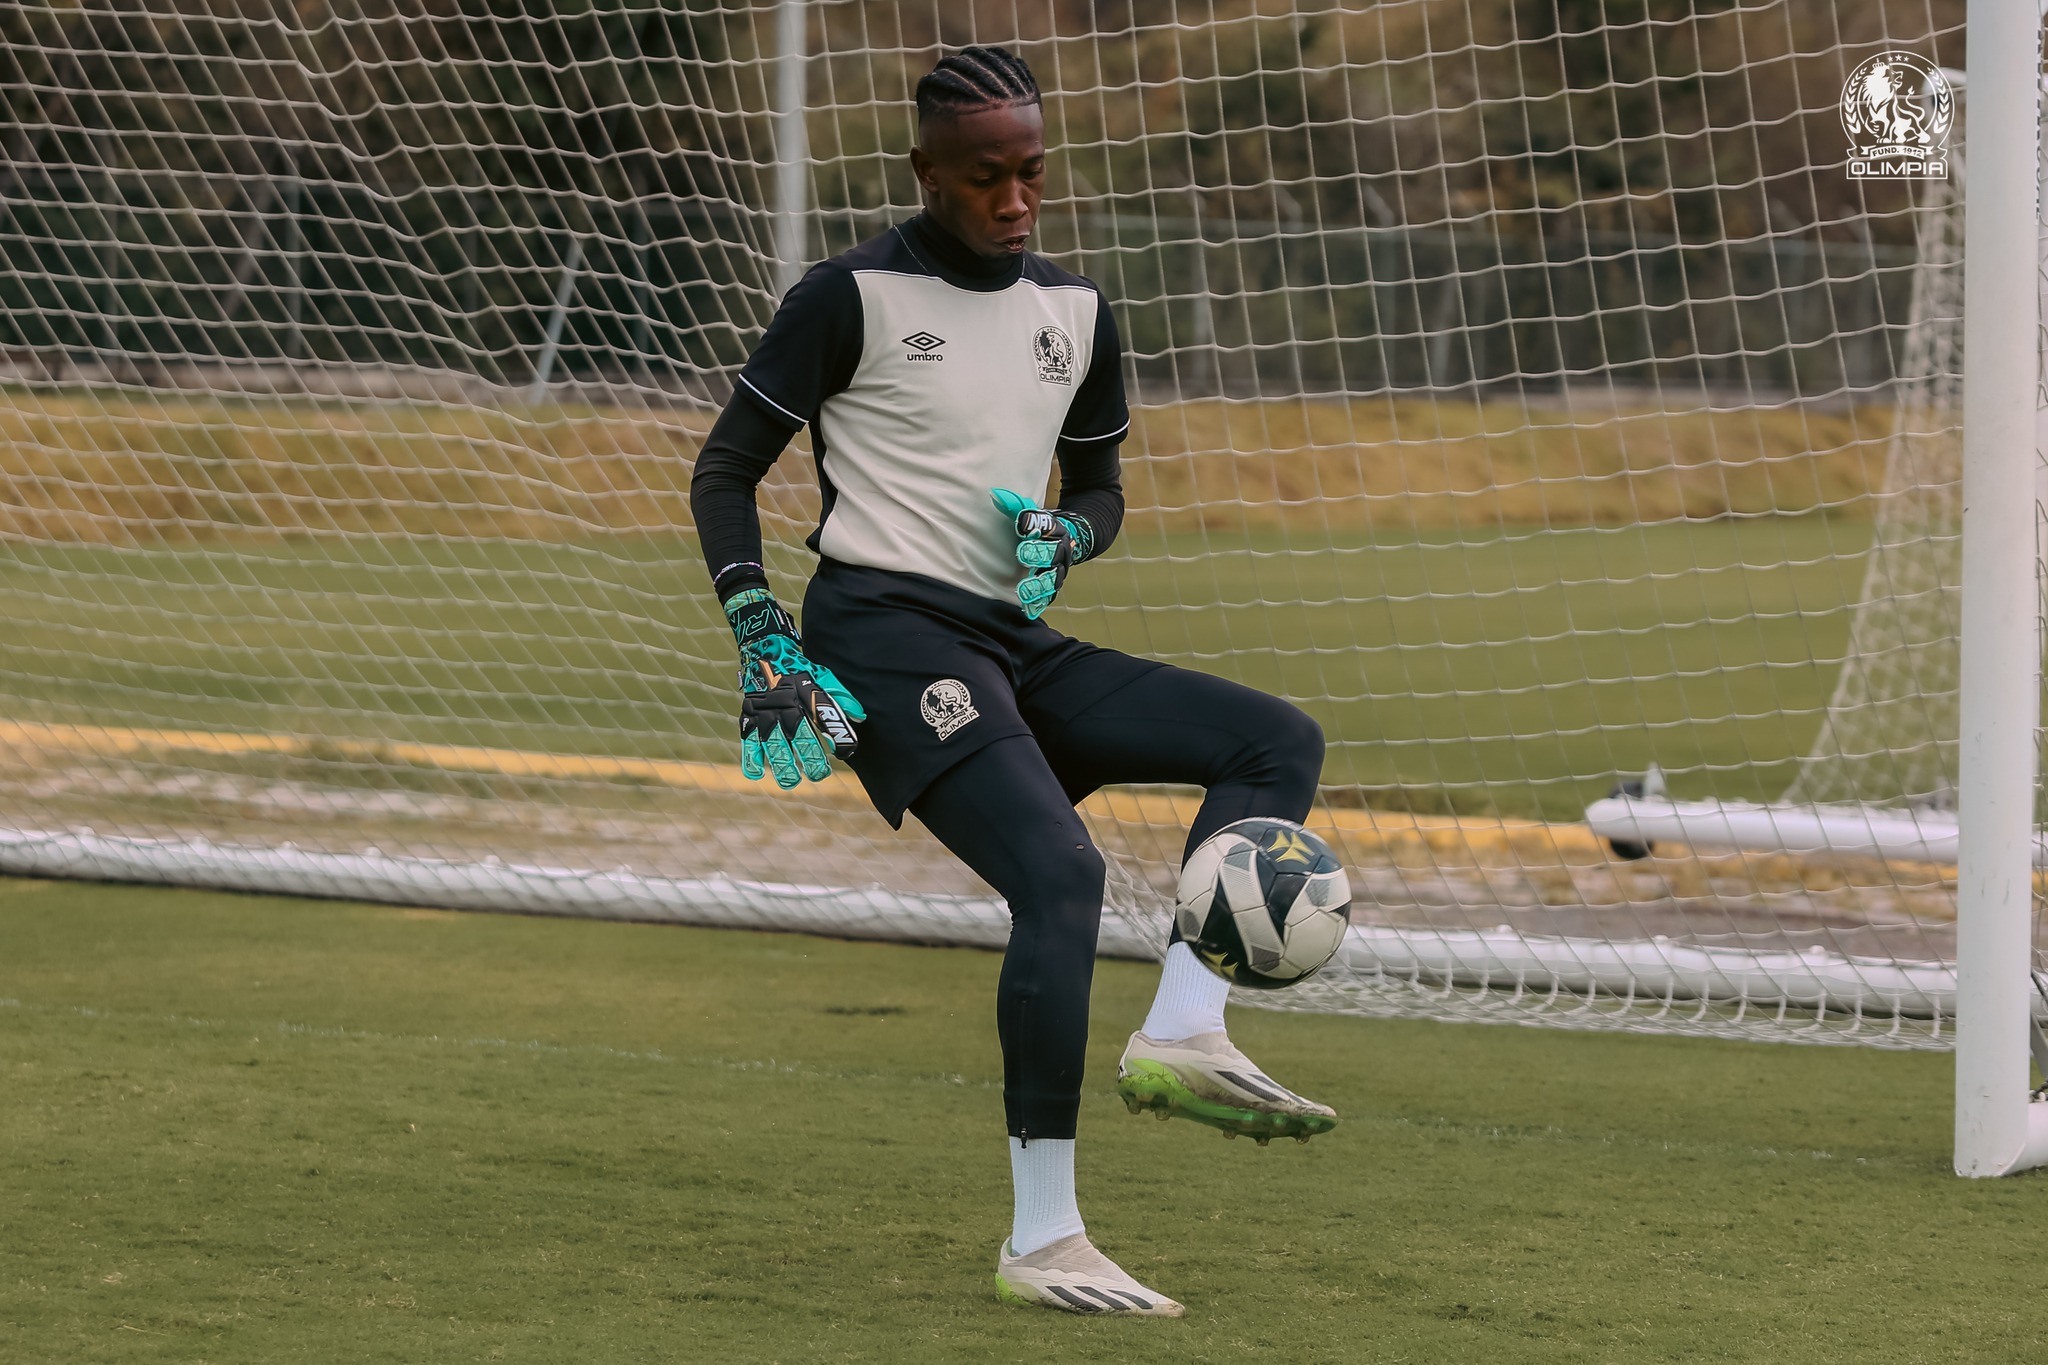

{"left": 814, "top": 271, "right": 1099, "bottom": 602}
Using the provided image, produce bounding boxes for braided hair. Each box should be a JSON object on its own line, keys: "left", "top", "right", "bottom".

{"left": 915, "top": 45, "right": 1041, "bottom": 124}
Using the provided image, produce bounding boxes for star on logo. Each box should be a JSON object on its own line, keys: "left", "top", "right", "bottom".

{"left": 901, "top": 331, "right": 946, "bottom": 352}
{"left": 1265, "top": 828, "right": 1316, "bottom": 866}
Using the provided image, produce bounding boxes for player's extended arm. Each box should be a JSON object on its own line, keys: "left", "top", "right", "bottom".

{"left": 696, "top": 414, "right": 868, "bottom": 787}
{"left": 690, "top": 262, "right": 867, "bottom": 787}
{"left": 694, "top": 401, "right": 864, "bottom": 789}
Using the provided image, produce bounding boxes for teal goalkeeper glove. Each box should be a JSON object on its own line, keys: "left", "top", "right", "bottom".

{"left": 723, "top": 588, "right": 866, "bottom": 789}
{"left": 991, "top": 488, "right": 1095, "bottom": 621}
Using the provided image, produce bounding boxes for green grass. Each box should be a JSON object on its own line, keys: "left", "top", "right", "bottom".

{"left": 1066, "top": 519, "right": 1873, "bottom": 814}
{"left": 3, "top": 880, "right": 2041, "bottom": 1363}
{"left": 0, "top": 518, "right": 1872, "bottom": 818}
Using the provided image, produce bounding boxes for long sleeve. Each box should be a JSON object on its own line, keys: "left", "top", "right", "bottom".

{"left": 688, "top": 261, "right": 865, "bottom": 599}
{"left": 690, "top": 391, "right": 800, "bottom": 598}
{"left": 1053, "top": 288, "right": 1130, "bottom": 560}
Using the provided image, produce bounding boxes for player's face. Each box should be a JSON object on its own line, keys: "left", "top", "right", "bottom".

{"left": 910, "top": 103, "right": 1046, "bottom": 259}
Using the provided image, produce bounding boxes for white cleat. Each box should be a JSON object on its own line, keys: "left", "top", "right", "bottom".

{"left": 995, "top": 1233, "right": 1185, "bottom": 1317}
{"left": 1116, "top": 1029, "right": 1337, "bottom": 1145}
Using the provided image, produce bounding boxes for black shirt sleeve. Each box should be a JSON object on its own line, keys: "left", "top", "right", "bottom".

{"left": 689, "top": 262, "right": 864, "bottom": 598}
{"left": 1053, "top": 288, "right": 1129, "bottom": 561}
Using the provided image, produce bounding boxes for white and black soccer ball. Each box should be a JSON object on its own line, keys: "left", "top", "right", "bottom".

{"left": 1174, "top": 818, "right": 1351, "bottom": 989}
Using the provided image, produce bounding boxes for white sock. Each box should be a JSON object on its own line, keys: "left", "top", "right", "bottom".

{"left": 1141, "top": 941, "right": 1231, "bottom": 1041}
{"left": 1008, "top": 1137, "right": 1085, "bottom": 1256}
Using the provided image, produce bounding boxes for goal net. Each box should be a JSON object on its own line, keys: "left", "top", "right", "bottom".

{"left": 0, "top": 1, "right": 1990, "bottom": 1043}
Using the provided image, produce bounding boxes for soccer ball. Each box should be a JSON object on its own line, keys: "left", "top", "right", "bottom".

{"left": 1174, "top": 818, "right": 1351, "bottom": 989}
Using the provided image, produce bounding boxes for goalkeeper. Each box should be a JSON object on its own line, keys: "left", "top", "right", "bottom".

{"left": 690, "top": 45, "right": 1330, "bottom": 1319}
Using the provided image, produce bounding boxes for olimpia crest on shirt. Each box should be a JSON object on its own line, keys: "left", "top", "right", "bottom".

{"left": 1033, "top": 325, "right": 1075, "bottom": 384}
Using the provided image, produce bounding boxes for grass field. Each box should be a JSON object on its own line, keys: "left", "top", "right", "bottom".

{"left": 0, "top": 388, "right": 1904, "bottom": 822}
{"left": 0, "top": 519, "right": 1871, "bottom": 819}
{"left": 5, "top": 879, "right": 2042, "bottom": 1363}
{"left": 0, "top": 391, "right": 1892, "bottom": 540}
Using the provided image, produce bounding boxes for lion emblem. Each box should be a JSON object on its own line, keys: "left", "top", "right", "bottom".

{"left": 1842, "top": 52, "right": 1952, "bottom": 168}
{"left": 1032, "top": 325, "right": 1075, "bottom": 386}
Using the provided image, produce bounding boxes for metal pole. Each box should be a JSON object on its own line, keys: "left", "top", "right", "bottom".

{"left": 1186, "top": 188, "right": 1219, "bottom": 396}
{"left": 1955, "top": 0, "right": 2048, "bottom": 1178}
{"left": 633, "top": 195, "right": 653, "bottom": 389}
{"left": 286, "top": 173, "right": 301, "bottom": 366}
{"left": 528, "top": 237, "right": 583, "bottom": 406}
{"left": 771, "top": 0, "right": 810, "bottom": 296}
{"left": 2037, "top": 43, "right": 2048, "bottom": 512}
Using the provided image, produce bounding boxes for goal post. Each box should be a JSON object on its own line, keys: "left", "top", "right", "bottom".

{"left": 1953, "top": 0, "right": 2048, "bottom": 1178}
{"left": 1, "top": 1, "right": 2040, "bottom": 1092}
{"left": 771, "top": 0, "right": 813, "bottom": 297}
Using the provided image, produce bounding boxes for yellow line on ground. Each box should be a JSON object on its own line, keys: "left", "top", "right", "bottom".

{"left": 1082, "top": 786, "right": 1606, "bottom": 858}
{"left": 0, "top": 719, "right": 767, "bottom": 796}
{"left": 0, "top": 718, "right": 1605, "bottom": 855}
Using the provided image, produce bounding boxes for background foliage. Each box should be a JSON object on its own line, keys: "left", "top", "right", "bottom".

{"left": 0, "top": 0, "right": 1964, "bottom": 394}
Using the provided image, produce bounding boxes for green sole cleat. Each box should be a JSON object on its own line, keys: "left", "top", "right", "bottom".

{"left": 1115, "top": 1055, "right": 1337, "bottom": 1145}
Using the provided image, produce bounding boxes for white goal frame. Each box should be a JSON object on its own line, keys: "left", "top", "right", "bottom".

{"left": 1576, "top": 9, "right": 2048, "bottom": 1177}
{"left": 1952, "top": 0, "right": 2048, "bottom": 1177}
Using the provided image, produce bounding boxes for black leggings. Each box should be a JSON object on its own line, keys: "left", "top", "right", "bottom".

{"left": 908, "top": 664, "right": 1322, "bottom": 1141}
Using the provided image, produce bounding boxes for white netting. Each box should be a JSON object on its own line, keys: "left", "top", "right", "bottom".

{"left": 1787, "top": 120, "right": 1962, "bottom": 813}
{"left": 0, "top": 1, "right": 1987, "bottom": 1043}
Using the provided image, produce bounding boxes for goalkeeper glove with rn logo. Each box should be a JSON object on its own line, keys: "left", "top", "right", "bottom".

{"left": 991, "top": 488, "right": 1095, "bottom": 621}
{"left": 723, "top": 587, "right": 865, "bottom": 789}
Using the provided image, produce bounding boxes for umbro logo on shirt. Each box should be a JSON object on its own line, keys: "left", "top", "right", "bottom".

{"left": 902, "top": 331, "right": 946, "bottom": 361}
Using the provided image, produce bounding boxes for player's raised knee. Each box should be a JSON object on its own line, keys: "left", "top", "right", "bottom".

{"left": 1041, "top": 838, "right": 1107, "bottom": 912}
{"left": 1257, "top": 697, "right": 1325, "bottom": 793}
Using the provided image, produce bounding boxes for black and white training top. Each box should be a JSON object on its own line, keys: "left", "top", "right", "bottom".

{"left": 691, "top": 212, "right": 1130, "bottom": 606}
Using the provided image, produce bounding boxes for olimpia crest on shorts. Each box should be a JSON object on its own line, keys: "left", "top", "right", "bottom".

{"left": 919, "top": 679, "right": 979, "bottom": 739}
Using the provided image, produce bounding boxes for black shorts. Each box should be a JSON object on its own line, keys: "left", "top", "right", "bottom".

{"left": 800, "top": 559, "right": 1163, "bottom": 826}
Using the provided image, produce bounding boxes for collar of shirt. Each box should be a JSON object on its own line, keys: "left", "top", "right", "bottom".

{"left": 900, "top": 211, "right": 1026, "bottom": 293}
